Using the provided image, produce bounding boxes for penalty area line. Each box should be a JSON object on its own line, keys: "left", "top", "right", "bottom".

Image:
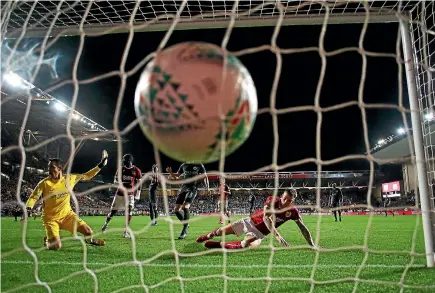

{"left": 1, "top": 260, "right": 426, "bottom": 269}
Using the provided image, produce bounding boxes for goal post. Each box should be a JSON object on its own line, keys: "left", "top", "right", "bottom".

{"left": 400, "top": 17, "right": 435, "bottom": 268}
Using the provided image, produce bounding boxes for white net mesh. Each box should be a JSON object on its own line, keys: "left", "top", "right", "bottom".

{"left": 1, "top": 1, "right": 435, "bottom": 293}
{"left": 410, "top": 1, "right": 435, "bottom": 220}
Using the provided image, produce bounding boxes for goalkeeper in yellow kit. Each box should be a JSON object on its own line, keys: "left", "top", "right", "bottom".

{"left": 26, "top": 150, "right": 109, "bottom": 250}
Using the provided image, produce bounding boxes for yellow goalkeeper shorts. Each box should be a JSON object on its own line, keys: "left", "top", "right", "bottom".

{"left": 43, "top": 211, "right": 87, "bottom": 239}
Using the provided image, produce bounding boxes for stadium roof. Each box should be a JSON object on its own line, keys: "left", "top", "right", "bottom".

{"left": 370, "top": 119, "right": 435, "bottom": 165}
{"left": 1, "top": 71, "right": 116, "bottom": 162}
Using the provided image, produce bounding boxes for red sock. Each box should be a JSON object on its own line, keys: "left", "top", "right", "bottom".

{"left": 210, "top": 228, "right": 221, "bottom": 237}
{"left": 205, "top": 241, "right": 222, "bottom": 249}
{"left": 224, "top": 241, "right": 243, "bottom": 249}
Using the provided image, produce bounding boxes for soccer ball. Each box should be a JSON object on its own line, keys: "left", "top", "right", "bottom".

{"left": 134, "top": 42, "right": 258, "bottom": 163}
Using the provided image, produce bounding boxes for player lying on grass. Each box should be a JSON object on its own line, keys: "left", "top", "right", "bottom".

{"left": 26, "top": 151, "right": 108, "bottom": 250}
{"left": 196, "top": 189, "right": 316, "bottom": 250}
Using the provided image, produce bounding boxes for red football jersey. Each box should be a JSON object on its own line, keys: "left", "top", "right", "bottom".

{"left": 116, "top": 165, "right": 142, "bottom": 196}
{"left": 250, "top": 195, "right": 301, "bottom": 235}
{"left": 218, "top": 184, "right": 230, "bottom": 200}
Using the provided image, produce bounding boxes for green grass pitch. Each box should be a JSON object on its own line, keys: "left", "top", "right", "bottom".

{"left": 1, "top": 215, "right": 434, "bottom": 293}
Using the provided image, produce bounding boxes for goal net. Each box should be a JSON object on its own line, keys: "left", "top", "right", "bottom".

{"left": 1, "top": 1, "right": 435, "bottom": 293}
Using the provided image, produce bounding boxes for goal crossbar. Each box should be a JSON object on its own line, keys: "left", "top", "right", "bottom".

{"left": 4, "top": 13, "right": 400, "bottom": 39}
{"left": 1, "top": 0, "right": 417, "bottom": 39}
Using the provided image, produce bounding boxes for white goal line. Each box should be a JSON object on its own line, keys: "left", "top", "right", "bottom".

{"left": 1, "top": 260, "right": 425, "bottom": 270}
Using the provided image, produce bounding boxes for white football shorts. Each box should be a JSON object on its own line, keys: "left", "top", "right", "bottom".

{"left": 111, "top": 194, "right": 134, "bottom": 210}
{"left": 231, "top": 217, "right": 265, "bottom": 240}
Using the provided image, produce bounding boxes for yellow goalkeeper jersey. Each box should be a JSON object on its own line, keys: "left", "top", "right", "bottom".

{"left": 26, "top": 167, "right": 101, "bottom": 219}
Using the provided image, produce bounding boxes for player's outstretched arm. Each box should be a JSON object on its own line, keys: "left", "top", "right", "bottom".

{"left": 25, "top": 181, "right": 44, "bottom": 217}
{"left": 78, "top": 150, "right": 109, "bottom": 182}
{"left": 295, "top": 219, "right": 315, "bottom": 247}
{"left": 166, "top": 167, "right": 180, "bottom": 180}
{"left": 265, "top": 216, "right": 290, "bottom": 247}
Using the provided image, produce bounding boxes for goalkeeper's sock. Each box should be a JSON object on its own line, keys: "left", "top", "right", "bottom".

{"left": 223, "top": 241, "right": 243, "bottom": 249}
{"left": 175, "top": 210, "right": 184, "bottom": 222}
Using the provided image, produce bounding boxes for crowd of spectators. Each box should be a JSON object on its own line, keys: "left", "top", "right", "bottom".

{"left": 2, "top": 166, "right": 418, "bottom": 217}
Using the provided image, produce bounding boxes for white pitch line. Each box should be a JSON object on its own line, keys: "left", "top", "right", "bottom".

{"left": 1, "top": 260, "right": 426, "bottom": 269}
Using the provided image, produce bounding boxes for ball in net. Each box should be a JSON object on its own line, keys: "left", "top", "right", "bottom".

{"left": 135, "top": 42, "right": 258, "bottom": 163}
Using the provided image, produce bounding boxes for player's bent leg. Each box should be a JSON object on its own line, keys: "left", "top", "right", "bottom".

{"left": 224, "top": 205, "right": 231, "bottom": 223}
{"left": 174, "top": 204, "right": 184, "bottom": 222}
{"left": 102, "top": 209, "right": 118, "bottom": 233}
{"left": 197, "top": 222, "right": 236, "bottom": 243}
{"left": 62, "top": 212, "right": 105, "bottom": 246}
{"left": 149, "top": 202, "right": 155, "bottom": 223}
{"left": 123, "top": 203, "right": 134, "bottom": 239}
{"left": 43, "top": 219, "right": 61, "bottom": 250}
{"left": 47, "top": 237, "right": 62, "bottom": 250}
{"left": 244, "top": 236, "right": 262, "bottom": 249}
{"left": 178, "top": 202, "right": 192, "bottom": 239}
{"left": 151, "top": 202, "right": 158, "bottom": 225}
{"left": 77, "top": 223, "right": 105, "bottom": 246}
{"left": 217, "top": 201, "right": 223, "bottom": 224}
{"left": 174, "top": 190, "right": 187, "bottom": 223}
{"left": 221, "top": 235, "right": 261, "bottom": 250}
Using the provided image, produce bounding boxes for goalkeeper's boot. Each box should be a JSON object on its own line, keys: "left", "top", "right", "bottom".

{"left": 178, "top": 224, "right": 189, "bottom": 240}
{"left": 151, "top": 220, "right": 158, "bottom": 226}
{"left": 88, "top": 238, "right": 105, "bottom": 246}
{"left": 101, "top": 222, "right": 108, "bottom": 234}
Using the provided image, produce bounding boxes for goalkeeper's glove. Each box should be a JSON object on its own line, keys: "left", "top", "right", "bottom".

{"left": 98, "top": 150, "right": 108, "bottom": 168}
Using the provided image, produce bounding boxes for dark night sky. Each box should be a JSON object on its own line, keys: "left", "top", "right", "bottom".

{"left": 19, "top": 22, "right": 409, "bottom": 178}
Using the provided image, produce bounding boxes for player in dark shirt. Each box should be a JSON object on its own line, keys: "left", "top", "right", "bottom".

{"left": 149, "top": 164, "right": 159, "bottom": 226}
{"left": 167, "top": 162, "right": 209, "bottom": 239}
{"left": 102, "top": 154, "right": 142, "bottom": 238}
{"left": 248, "top": 191, "right": 256, "bottom": 215}
{"left": 384, "top": 197, "right": 394, "bottom": 217}
{"left": 330, "top": 183, "right": 343, "bottom": 222}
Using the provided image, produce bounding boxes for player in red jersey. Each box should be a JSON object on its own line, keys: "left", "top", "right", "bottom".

{"left": 102, "top": 154, "right": 142, "bottom": 238}
{"left": 197, "top": 189, "right": 316, "bottom": 250}
{"left": 217, "top": 179, "right": 231, "bottom": 224}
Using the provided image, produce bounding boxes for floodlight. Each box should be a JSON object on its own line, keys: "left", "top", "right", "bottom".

{"left": 397, "top": 128, "right": 405, "bottom": 135}
{"left": 54, "top": 102, "right": 66, "bottom": 112}
{"left": 425, "top": 112, "right": 434, "bottom": 121}
{"left": 72, "top": 113, "right": 80, "bottom": 120}
{"left": 378, "top": 139, "right": 385, "bottom": 145}
{"left": 4, "top": 72, "right": 23, "bottom": 88}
